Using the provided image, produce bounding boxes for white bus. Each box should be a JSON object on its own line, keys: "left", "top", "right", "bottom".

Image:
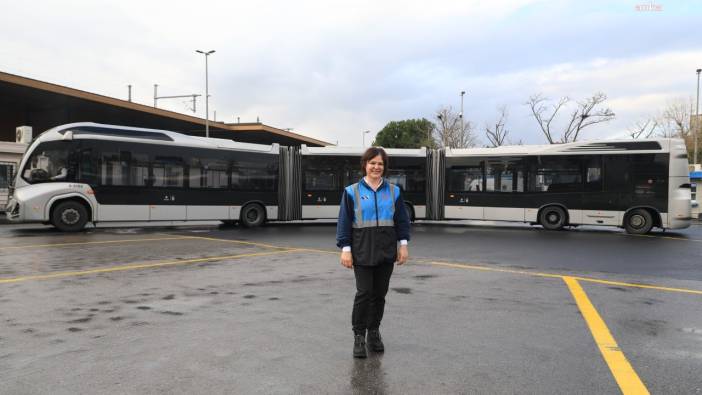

{"left": 6, "top": 122, "right": 692, "bottom": 234}
{"left": 6, "top": 123, "right": 280, "bottom": 231}
{"left": 442, "top": 140, "right": 692, "bottom": 234}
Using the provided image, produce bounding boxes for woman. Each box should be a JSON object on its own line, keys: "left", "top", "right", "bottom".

{"left": 336, "top": 147, "right": 410, "bottom": 358}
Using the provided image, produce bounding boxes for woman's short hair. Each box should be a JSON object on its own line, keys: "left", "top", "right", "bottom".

{"left": 360, "top": 147, "right": 389, "bottom": 176}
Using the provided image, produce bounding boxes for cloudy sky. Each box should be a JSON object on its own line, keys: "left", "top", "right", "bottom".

{"left": 1, "top": 0, "right": 700, "bottom": 146}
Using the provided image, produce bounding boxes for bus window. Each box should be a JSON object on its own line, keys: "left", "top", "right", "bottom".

{"left": 448, "top": 166, "right": 484, "bottom": 192}
{"left": 128, "top": 153, "right": 149, "bottom": 186}
{"left": 100, "top": 152, "right": 124, "bottom": 186}
{"left": 387, "top": 167, "right": 425, "bottom": 192}
{"left": 529, "top": 156, "right": 582, "bottom": 193}
{"left": 631, "top": 154, "right": 667, "bottom": 197}
{"left": 189, "top": 158, "right": 228, "bottom": 189}
{"left": 153, "top": 157, "right": 184, "bottom": 188}
{"left": 486, "top": 160, "right": 525, "bottom": 193}
{"left": 232, "top": 161, "right": 276, "bottom": 191}
{"left": 99, "top": 151, "right": 149, "bottom": 186}
{"left": 604, "top": 155, "right": 629, "bottom": 192}
{"left": 304, "top": 169, "right": 338, "bottom": 191}
{"left": 343, "top": 169, "right": 364, "bottom": 187}
{"left": 585, "top": 156, "right": 603, "bottom": 192}
{"left": 22, "top": 143, "right": 72, "bottom": 184}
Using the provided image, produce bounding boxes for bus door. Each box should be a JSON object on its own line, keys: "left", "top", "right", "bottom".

{"left": 89, "top": 145, "right": 150, "bottom": 221}
{"left": 581, "top": 155, "right": 618, "bottom": 225}
{"left": 444, "top": 161, "right": 484, "bottom": 220}
{"left": 149, "top": 156, "right": 186, "bottom": 220}
{"left": 483, "top": 159, "right": 526, "bottom": 222}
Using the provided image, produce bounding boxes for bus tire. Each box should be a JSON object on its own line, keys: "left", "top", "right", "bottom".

{"left": 624, "top": 208, "right": 653, "bottom": 235}
{"left": 539, "top": 206, "right": 566, "bottom": 231}
{"left": 240, "top": 204, "right": 265, "bottom": 228}
{"left": 404, "top": 202, "right": 415, "bottom": 222}
{"left": 51, "top": 200, "right": 88, "bottom": 232}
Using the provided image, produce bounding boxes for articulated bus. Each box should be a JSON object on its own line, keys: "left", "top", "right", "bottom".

{"left": 6, "top": 122, "right": 692, "bottom": 234}
{"left": 442, "top": 141, "right": 692, "bottom": 234}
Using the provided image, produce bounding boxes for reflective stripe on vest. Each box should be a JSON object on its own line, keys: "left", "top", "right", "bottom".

{"left": 351, "top": 181, "right": 396, "bottom": 229}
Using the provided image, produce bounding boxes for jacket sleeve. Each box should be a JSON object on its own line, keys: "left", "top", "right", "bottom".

{"left": 336, "top": 189, "right": 354, "bottom": 249}
{"left": 394, "top": 190, "right": 411, "bottom": 242}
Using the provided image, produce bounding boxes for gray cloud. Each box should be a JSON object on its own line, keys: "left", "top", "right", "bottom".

{"left": 1, "top": 0, "right": 699, "bottom": 146}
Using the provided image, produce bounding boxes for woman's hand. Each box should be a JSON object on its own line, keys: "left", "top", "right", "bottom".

{"left": 397, "top": 245, "right": 409, "bottom": 265}
{"left": 340, "top": 251, "right": 353, "bottom": 268}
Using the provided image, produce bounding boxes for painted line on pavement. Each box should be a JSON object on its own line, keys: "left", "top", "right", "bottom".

{"left": 564, "top": 276, "right": 650, "bottom": 395}
{"left": 180, "top": 234, "right": 339, "bottom": 254}
{"left": 180, "top": 236, "right": 702, "bottom": 295}
{"left": 624, "top": 233, "right": 702, "bottom": 243}
{"left": 0, "top": 236, "right": 199, "bottom": 251}
{"left": 573, "top": 276, "right": 702, "bottom": 296}
{"left": 423, "top": 260, "right": 702, "bottom": 296}
{"left": 0, "top": 249, "right": 301, "bottom": 285}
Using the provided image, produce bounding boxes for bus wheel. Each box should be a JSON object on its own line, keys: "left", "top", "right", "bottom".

{"left": 51, "top": 201, "right": 88, "bottom": 232}
{"left": 404, "top": 202, "right": 415, "bottom": 222}
{"left": 539, "top": 206, "right": 566, "bottom": 231}
{"left": 624, "top": 209, "right": 653, "bottom": 234}
{"left": 240, "top": 204, "right": 265, "bottom": 228}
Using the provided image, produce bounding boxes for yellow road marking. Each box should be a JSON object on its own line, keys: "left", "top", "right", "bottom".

{"left": 564, "top": 276, "right": 650, "bottom": 395}
{"left": 181, "top": 237, "right": 702, "bottom": 296}
{"left": 180, "top": 235, "right": 339, "bottom": 254}
{"left": 625, "top": 233, "right": 702, "bottom": 242}
{"left": 423, "top": 260, "right": 702, "bottom": 296}
{"left": 573, "top": 276, "right": 702, "bottom": 296}
{"left": 0, "top": 236, "right": 199, "bottom": 251}
{"left": 0, "top": 249, "right": 300, "bottom": 284}
{"left": 170, "top": 235, "right": 293, "bottom": 250}
{"left": 427, "top": 260, "right": 564, "bottom": 280}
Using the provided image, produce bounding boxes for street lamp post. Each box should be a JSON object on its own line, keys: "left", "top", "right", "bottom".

{"left": 460, "top": 91, "right": 466, "bottom": 132}
{"left": 695, "top": 68, "right": 701, "bottom": 167}
{"left": 196, "top": 49, "right": 216, "bottom": 138}
{"left": 363, "top": 130, "right": 370, "bottom": 147}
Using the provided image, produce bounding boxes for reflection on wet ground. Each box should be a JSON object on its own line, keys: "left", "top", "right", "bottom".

{"left": 1, "top": 223, "right": 702, "bottom": 393}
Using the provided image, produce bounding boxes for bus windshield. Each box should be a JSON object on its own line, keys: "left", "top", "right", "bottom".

{"left": 22, "top": 143, "right": 71, "bottom": 184}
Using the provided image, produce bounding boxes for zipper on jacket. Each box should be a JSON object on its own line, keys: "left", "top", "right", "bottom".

{"left": 373, "top": 188, "right": 379, "bottom": 227}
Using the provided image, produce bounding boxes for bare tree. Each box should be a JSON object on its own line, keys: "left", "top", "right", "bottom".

{"left": 485, "top": 106, "right": 510, "bottom": 147}
{"left": 628, "top": 118, "right": 659, "bottom": 139}
{"left": 526, "top": 92, "right": 615, "bottom": 143}
{"left": 660, "top": 98, "right": 693, "bottom": 138}
{"left": 434, "top": 106, "right": 477, "bottom": 148}
{"left": 526, "top": 94, "right": 569, "bottom": 144}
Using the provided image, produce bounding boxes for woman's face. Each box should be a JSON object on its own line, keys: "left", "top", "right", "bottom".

{"left": 365, "top": 154, "right": 384, "bottom": 181}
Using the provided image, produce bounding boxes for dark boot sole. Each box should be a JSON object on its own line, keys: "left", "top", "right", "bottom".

{"left": 353, "top": 351, "right": 367, "bottom": 358}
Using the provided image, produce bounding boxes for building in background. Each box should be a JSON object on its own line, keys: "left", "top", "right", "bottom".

{"left": 0, "top": 141, "right": 27, "bottom": 209}
{"left": 0, "top": 70, "right": 331, "bottom": 212}
{"left": 0, "top": 71, "right": 329, "bottom": 147}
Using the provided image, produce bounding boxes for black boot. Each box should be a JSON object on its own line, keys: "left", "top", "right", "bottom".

{"left": 367, "top": 329, "right": 384, "bottom": 352}
{"left": 353, "top": 332, "right": 367, "bottom": 358}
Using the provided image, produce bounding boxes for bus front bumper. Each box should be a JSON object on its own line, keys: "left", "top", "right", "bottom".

{"left": 5, "top": 199, "right": 21, "bottom": 222}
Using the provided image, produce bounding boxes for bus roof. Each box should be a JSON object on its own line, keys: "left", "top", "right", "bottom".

{"left": 36, "top": 122, "right": 279, "bottom": 154}
{"left": 446, "top": 139, "right": 677, "bottom": 156}
{"left": 300, "top": 145, "right": 427, "bottom": 157}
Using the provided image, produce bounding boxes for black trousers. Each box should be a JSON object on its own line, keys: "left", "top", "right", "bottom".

{"left": 352, "top": 263, "right": 394, "bottom": 333}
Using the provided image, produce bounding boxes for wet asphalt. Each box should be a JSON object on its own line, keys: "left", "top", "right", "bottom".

{"left": 1, "top": 220, "right": 701, "bottom": 394}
